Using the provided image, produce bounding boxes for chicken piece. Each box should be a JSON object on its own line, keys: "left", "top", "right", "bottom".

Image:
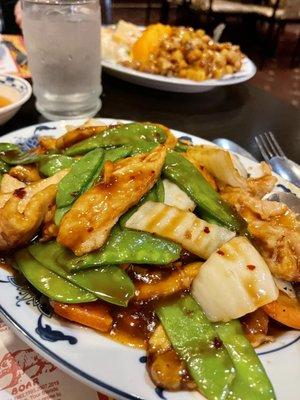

{"left": 147, "top": 325, "right": 196, "bottom": 391}
{"left": 9, "top": 164, "right": 41, "bottom": 183}
{"left": 135, "top": 262, "right": 201, "bottom": 301}
{"left": 241, "top": 308, "right": 273, "bottom": 348}
{"left": 14, "top": 169, "right": 68, "bottom": 214}
{"left": 247, "top": 162, "right": 277, "bottom": 198}
{"left": 221, "top": 185, "right": 300, "bottom": 282}
{"left": 0, "top": 175, "right": 26, "bottom": 210}
{"left": 162, "top": 125, "right": 177, "bottom": 150}
{"left": 0, "top": 170, "right": 68, "bottom": 252}
{"left": 57, "top": 146, "right": 166, "bottom": 255}
{"left": 0, "top": 174, "right": 25, "bottom": 194}
{"left": 0, "top": 185, "right": 57, "bottom": 252}
{"left": 253, "top": 224, "right": 300, "bottom": 282}
{"left": 40, "top": 204, "right": 58, "bottom": 242}
{"left": 39, "top": 136, "right": 57, "bottom": 151}
{"left": 56, "top": 125, "right": 107, "bottom": 150}
{"left": 221, "top": 188, "right": 288, "bottom": 221}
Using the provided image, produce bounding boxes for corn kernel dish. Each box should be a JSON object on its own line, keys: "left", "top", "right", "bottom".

{"left": 102, "top": 21, "right": 244, "bottom": 82}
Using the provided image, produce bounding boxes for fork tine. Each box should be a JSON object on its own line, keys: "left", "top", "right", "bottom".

{"left": 255, "top": 135, "right": 271, "bottom": 162}
{"left": 263, "top": 132, "right": 278, "bottom": 158}
{"left": 260, "top": 133, "right": 275, "bottom": 158}
{"left": 266, "top": 131, "right": 286, "bottom": 158}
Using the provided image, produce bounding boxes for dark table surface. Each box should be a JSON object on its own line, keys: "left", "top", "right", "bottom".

{"left": 2, "top": 74, "right": 300, "bottom": 163}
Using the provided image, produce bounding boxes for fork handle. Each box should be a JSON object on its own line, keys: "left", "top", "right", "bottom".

{"left": 270, "top": 156, "right": 300, "bottom": 188}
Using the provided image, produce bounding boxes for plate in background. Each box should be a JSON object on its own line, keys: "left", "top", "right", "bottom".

{"left": 102, "top": 57, "right": 256, "bottom": 93}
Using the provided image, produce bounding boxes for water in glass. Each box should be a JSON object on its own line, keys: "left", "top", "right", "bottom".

{"left": 22, "top": 0, "right": 102, "bottom": 120}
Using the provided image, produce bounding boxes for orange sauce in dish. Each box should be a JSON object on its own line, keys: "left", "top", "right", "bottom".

{"left": 0, "top": 96, "right": 12, "bottom": 108}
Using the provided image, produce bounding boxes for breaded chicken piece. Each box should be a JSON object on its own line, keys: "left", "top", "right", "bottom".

{"left": 57, "top": 146, "right": 166, "bottom": 256}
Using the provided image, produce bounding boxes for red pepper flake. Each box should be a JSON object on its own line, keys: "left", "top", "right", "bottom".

{"left": 213, "top": 337, "right": 223, "bottom": 349}
{"left": 204, "top": 226, "right": 210, "bottom": 234}
{"left": 87, "top": 227, "right": 94, "bottom": 232}
{"left": 14, "top": 187, "right": 26, "bottom": 199}
{"left": 247, "top": 264, "right": 256, "bottom": 271}
{"left": 217, "top": 250, "right": 225, "bottom": 256}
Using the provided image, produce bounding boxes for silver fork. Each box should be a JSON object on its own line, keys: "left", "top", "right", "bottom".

{"left": 255, "top": 132, "right": 300, "bottom": 188}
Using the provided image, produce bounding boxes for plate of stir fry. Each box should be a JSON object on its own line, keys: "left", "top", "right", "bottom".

{"left": 101, "top": 21, "right": 256, "bottom": 92}
{"left": 0, "top": 118, "right": 299, "bottom": 400}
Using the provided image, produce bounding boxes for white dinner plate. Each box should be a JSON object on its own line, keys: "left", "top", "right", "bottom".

{"left": 0, "top": 119, "right": 299, "bottom": 400}
{"left": 102, "top": 57, "right": 257, "bottom": 93}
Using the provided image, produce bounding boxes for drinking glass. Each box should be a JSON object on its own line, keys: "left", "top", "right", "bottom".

{"left": 21, "top": 0, "right": 102, "bottom": 120}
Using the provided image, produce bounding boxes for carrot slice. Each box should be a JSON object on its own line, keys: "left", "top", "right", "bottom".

{"left": 263, "top": 292, "right": 300, "bottom": 330}
{"left": 52, "top": 301, "right": 113, "bottom": 332}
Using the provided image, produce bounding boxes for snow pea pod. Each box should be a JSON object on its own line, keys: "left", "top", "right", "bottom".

{"left": 28, "top": 242, "right": 135, "bottom": 306}
{"left": 55, "top": 146, "right": 132, "bottom": 225}
{"left": 15, "top": 248, "right": 95, "bottom": 303}
{"left": 55, "top": 148, "right": 104, "bottom": 224}
{"left": 0, "top": 159, "right": 9, "bottom": 174}
{"left": 157, "top": 295, "right": 235, "bottom": 400}
{"left": 214, "top": 320, "right": 276, "bottom": 400}
{"left": 64, "top": 123, "right": 166, "bottom": 156}
{"left": 1, "top": 151, "right": 43, "bottom": 165}
{"left": 174, "top": 140, "right": 190, "bottom": 153}
{"left": 57, "top": 225, "right": 181, "bottom": 272}
{"left": 0, "top": 143, "right": 20, "bottom": 152}
{"left": 156, "top": 179, "right": 165, "bottom": 202}
{"left": 38, "top": 154, "right": 75, "bottom": 177}
{"left": 102, "top": 145, "right": 132, "bottom": 163}
{"left": 163, "top": 151, "right": 248, "bottom": 234}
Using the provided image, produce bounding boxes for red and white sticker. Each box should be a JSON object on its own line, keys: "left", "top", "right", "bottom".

{"left": 0, "top": 318, "right": 114, "bottom": 400}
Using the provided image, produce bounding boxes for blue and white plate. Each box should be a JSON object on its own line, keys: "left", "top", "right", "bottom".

{"left": 0, "top": 119, "right": 299, "bottom": 400}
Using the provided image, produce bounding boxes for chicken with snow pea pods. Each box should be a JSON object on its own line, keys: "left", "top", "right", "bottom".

{"left": 0, "top": 120, "right": 299, "bottom": 399}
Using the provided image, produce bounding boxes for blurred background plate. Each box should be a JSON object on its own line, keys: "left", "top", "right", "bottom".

{"left": 102, "top": 56, "right": 257, "bottom": 92}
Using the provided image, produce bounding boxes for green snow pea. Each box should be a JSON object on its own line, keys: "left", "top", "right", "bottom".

{"left": 54, "top": 146, "right": 133, "bottom": 225}
{"left": 156, "top": 179, "right": 165, "bottom": 202}
{"left": 163, "top": 151, "right": 248, "bottom": 234}
{"left": 0, "top": 143, "right": 20, "bottom": 153}
{"left": 174, "top": 140, "right": 190, "bottom": 153}
{"left": 15, "top": 248, "right": 95, "bottom": 303}
{"left": 1, "top": 151, "right": 43, "bottom": 165}
{"left": 57, "top": 225, "right": 181, "bottom": 272}
{"left": 0, "top": 159, "right": 9, "bottom": 174}
{"left": 128, "top": 140, "right": 157, "bottom": 155}
{"left": 28, "top": 242, "right": 135, "bottom": 306}
{"left": 55, "top": 148, "right": 104, "bottom": 224}
{"left": 38, "top": 154, "right": 75, "bottom": 177}
{"left": 157, "top": 295, "right": 235, "bottom": 400}
{"left": 64, "top": 123, "right": 166, "bottom": 156}
{"left": 102, "top": 145, "right": 132, "bottom": 162}
{"left": 215, "top": 320, "right": 276, "bottom": 400}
